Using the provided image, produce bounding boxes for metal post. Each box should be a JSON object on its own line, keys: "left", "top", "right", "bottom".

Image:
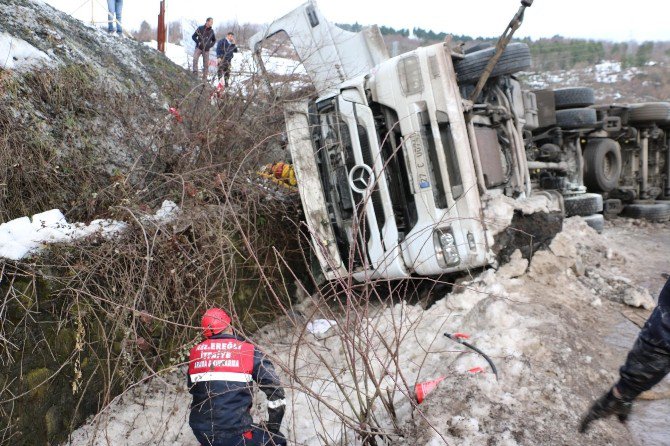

{"left": 158, "top": 1, "right": 166, "bottom": 53}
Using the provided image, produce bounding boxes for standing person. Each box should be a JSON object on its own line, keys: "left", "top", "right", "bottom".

{"left": 107, "top": 0, "right": 123, "bottom": 35}
{"left": 192, "top": 18, "right": 217, "bottom": 81}
{"left": 216, "top": 32, "right": 239, "bottom": 88}
{"left": 188, "top": 308, "right": 288, "bottom": 446}
{"left": 580, "top": 278, "right": 670, "bottom": 433}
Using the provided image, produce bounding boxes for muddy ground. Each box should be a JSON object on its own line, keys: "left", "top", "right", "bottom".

{"left": 65, "top": 217, "right": 670, "bottom": 446}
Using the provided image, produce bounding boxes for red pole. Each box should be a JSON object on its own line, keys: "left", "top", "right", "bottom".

{"left": 158, "top": 1, "right": 166, "bottom": 53}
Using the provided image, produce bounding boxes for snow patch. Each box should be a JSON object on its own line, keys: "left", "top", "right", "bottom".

{"left": 0, "top": 200, "right": 178, "bottom": 260}
{"left": 306, "top": 319, "right": 337, "bottom": 335}
{"left": 0, "top": 31, "right": 51, "bottom": 70}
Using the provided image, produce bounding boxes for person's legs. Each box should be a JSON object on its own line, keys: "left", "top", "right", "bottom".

{"left": 106, "top": 0, "right": 115, "bottom": 33}
{"left": 193, "top": 430, "right": 244, "bottom": 446}
{"left": 217, "top": 58, "right": 224, "bottom": 80}
{"left": 115, "top": 0, "right": 123, "bottom": 34}
{"left": 222, "top": 60, "right": 231, "bottom": 87}
{"left": 193, "top": 48, "right": 202, "bottom": 74}
{"left": 202, "top": 51, "right": 210, "bottom": 80}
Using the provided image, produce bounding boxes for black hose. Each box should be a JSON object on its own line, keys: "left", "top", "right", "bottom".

{"left": 444, "top": 333, "right": 499, "bottom": 381}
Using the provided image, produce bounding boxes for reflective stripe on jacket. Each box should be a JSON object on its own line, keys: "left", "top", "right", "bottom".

{"left": 187, "top": 333, "right": 285, "bottom": 436}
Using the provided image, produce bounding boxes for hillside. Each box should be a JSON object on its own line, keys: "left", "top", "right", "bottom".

{"left": 0, "top": 1, "right": 300, "bottom": 445}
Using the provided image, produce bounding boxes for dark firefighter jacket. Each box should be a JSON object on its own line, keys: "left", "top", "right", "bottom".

{"left": 617, "top": 277, "right": 670, "bottom": 400}
{"left": 188, "top": 333, "right": 286, "bottom": 436}
{"left": 216, "top": 39, "right": 238, "bottom": 61}
{"left": 192, "top": 25, "right": 216, "bottom": 51}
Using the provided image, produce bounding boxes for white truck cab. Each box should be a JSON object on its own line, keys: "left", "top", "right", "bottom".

{"left": 252, "top": 1, "right": 558, "bottom": 282}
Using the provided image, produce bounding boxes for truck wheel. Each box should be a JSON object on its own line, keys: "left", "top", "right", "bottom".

{"left": 564, "top": 193, "right": 604, "bottom": 217}
{"left": 464, "top": 43, "right": 493, "bottom": 54}
{"left": 582, "top": 214, "right": 605, "bottom": 233}
{"left": 583, "top": 138, "right": 622, "bottom": 192}
{"left": 629, "top": 102, "right": 670, "bottom": 124}
{"left": 553, "top": 87, "right": 595, "bottom": 110}
{"left": 455, "top": 43, "right": 531, "bottom": 84}
{"left": 555, "top": 108, "right": 597, "bottom": 129}
{"left": 622, "top": 203, "right": 670, "bottom": 222}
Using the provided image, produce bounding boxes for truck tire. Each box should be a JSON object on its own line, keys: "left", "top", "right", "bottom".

{"left": 583, "top": 138, "right": 622, "bottom": 192}
{"left": 464, "top": 43, "right": 493, "bottom": 54}
{"left": 555, "top": 108, "right": 597, "bottom": 129}
{"left": 622, "top": 203, "right": 670, "bottom": 222}
{"left": 628, "top": 102, "right": 670, "bottom": 124}
{"left": 582, "top": 213, "right": 605, "bottom": 233}
{"left": 553, "top": 87, "right": 595, "bottom": 110}
{"left": 564, "top": 193, "right": 604, "bottom": 217}
{"left": 455, "top": 43, "right": 532, "bottom": 84}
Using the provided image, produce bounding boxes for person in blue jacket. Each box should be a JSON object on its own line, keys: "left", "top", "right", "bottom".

{"left": 216, "top": 32, "right": 239, "bottom": 87}
{"left": 188, "top": 308, "right": 287, "bottom": 446}
{"left": 580, "top": 278, "right": 670, "bottom": 432}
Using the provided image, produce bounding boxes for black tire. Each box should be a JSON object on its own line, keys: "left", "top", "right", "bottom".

{"left": 583, "top": 138, "right": 622, "bottom": 192}
{"left": 455, "top": 43, "right": 532, "bottom": 84}
{"left": 564, "top": 193, "right": 604, "bottom": 217}
{"left": 582, "top": 214, "right": 605, "bottom": 233}
{"left": 555, "top": 108, "right": 597, "bottom": 129}
{"left": 464, "top": 43, "right": 493, "bottom": 54}
{"left": 628, "top": 102, "right": 670, "bottom": 124}
{"left": 554, "top": 87, "right": 595, "bottom": 110}
{"left": 622, "top": 203, "right": 670, "bottom": 222}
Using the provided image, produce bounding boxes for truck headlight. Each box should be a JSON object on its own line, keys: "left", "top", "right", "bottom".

{"left": 434, "top": 228, "right": 460, "bottom": 267}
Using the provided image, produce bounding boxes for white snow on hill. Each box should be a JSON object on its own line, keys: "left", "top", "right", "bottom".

{"left": 142, "top": 40, "right": 307, "bottom": 89}
{"left": 0, "top": 31, "right": 51, "bottom": 70}
{"left": 523, "top": 60, "right": 642, "bottom": 90}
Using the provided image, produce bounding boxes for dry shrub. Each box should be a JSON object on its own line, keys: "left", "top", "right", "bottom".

{"left": 0, "top": 61, "right": 315, "bottom": 444}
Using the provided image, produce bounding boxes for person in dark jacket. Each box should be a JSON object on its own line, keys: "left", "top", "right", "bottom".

{"left": 580, "top": 278, "right": 670, "bottom": 433}
{"left": 192, "top": 18, "right": 217, "bottom": 80}
{"left": 188, "top": 308, "right": 287, "bottom": 446}
{"left": 216, "top": 32, "right": 239, "bottom": 87}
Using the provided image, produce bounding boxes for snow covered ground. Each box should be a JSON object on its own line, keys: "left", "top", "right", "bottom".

{"left": 142, "top": 40, "right": 308, "bottom": 94}
{"left": 64, "top": 217, "right": 670, "bottom": 446}
{"left": 0, "top": 31, "right": 52, "bottom": 70}
{"left": 0, "top": 201, "right": 177, "bottom": 261}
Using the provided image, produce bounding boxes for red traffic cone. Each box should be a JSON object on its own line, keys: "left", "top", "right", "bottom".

{"left": 415, "top": 376, "right": 445, "bottom": 404}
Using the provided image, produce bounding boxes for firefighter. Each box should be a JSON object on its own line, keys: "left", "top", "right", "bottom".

{"left": 188, "top": 308, "right": 287, "bottom": 446}
{"left": 580, "top": 278, "right": 670, "bottom": 433}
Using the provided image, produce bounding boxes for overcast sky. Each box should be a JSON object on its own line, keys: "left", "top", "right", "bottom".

{"left": 44, "top": 0, "right": 670, "bottom": 42}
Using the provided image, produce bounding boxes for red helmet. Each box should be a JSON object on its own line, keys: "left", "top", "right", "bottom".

{"left": 201, "top": 308, "right": 231, "bottom": 338}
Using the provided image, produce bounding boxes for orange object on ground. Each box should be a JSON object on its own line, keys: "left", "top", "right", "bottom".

{"left": 415, "top": 376, "right": 446, "bottom": 404}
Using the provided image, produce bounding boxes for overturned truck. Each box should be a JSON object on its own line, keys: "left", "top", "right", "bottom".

{"left": 523, "top": 87, "right": 670, "bottom": 227}
{"left": 250, "top": 1, "right": 563, "bottom": 282}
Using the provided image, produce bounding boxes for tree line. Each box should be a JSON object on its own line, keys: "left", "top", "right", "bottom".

{"left": 130, "top": 19, "right": 669, "bottom": 70}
